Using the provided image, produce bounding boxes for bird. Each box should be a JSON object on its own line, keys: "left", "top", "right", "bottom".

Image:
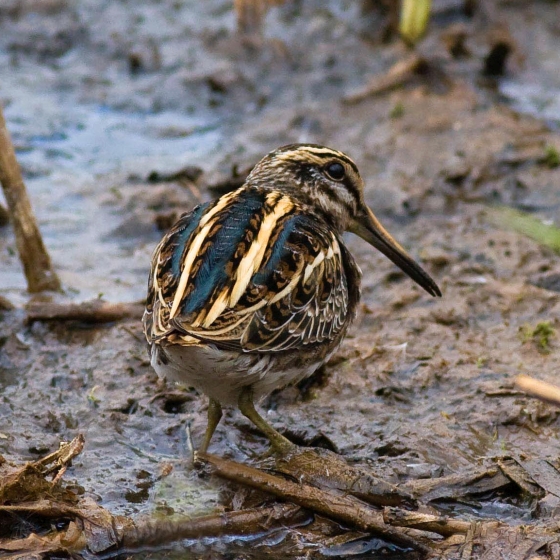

{"left": 143, "top": 144, "right": 441, "bottom": 454}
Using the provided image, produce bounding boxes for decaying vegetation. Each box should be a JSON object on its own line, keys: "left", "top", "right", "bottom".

{"left": 1, "top": 0, "right": 560, "bottom": 558}
{"left": 3, "top": 432, "right": 560, "bottom": 558}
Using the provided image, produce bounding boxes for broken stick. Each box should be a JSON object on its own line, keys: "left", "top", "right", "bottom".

{"left": 383, "top": 507, "right": 473, "bottom": 538}
{"left": 199, "top": 452, "right": 431, "bottom": 553}
{"left": 0, "top": 103, "right": 61, "bottom": 293}
{"left": 343, "top": 54, "right": 428, "bottom": 104}
{"left": 26, "top": 300, "right": 145, "bottom": 324}
{"left": 515, "top": 374, "right": 560, "bottom": 408}
{"left": 120, "top": 503, "right": 308, "bottom": 549}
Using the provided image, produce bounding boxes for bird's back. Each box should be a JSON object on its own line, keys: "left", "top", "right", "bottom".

{"left": 143, "top": 186, "right": 361, "bottom": 359}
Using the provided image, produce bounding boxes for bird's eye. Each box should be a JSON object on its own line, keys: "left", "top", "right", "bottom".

{"left": 324, "top": 162, "right": 345, "bottom": 181}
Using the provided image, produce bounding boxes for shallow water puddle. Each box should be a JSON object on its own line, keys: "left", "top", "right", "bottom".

{"left": 1, "top": 92, "right": 221, "bottom": 302}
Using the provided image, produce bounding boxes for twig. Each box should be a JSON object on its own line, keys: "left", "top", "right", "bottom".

{"left": 119, "top": 503, "right": 308, "bottom": 549}
{"left": 460, "top": 523, "right": 475, "bottom": 559}
{"left": 497, "top": 457, "right": 544, "bottom": 498}
{"left": 0, "top": 103, "right": 61, "bottom": 293}
{"left": 400, "top": 467, "right": 510, "bottom": 502}
{"left": 235, "top": 0, "right": 267, "bottom": 35}
{"left": 0, "top": 203, "right": 9, "bottom": 226}
{"left": 234, "top": 0, "right": 285, "bottom": 36}
{"left": 343, "top": 54, "right": 427, "bottom": 104}
{"left": 515, "top": 374, "right": 560, "bottom": 407}
{"left": 383, "top": 507, "right": 473, "bottom": 537}
{"left": 34, "top": 434, "right": 85, "bottom": 485}
{"left": 0, "top": 435, "right": 85, "bottom": 506}
{"left": 275, "top": 447, "right": 416, "bottom": 508}
{"left": 0, "top": 501, "right": 308, "bottom": 555}
{"left": 26, "top": 300, "right": 145, "bottom": 324}
{"left": 199, "top": 452, "right": 431, "bottom": 553}
{"left": 34, "top": 434, "right": 85, "bottom": 474}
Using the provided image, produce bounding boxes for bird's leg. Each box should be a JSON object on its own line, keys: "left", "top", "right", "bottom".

{"left": 238, "top": 387, "right": 294, "bottom": 454}
{"left": 199, "top": 398, "right": 223, "bottom": 453}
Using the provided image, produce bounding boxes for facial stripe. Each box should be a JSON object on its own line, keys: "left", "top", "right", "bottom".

{"left": 270, "top": 147, "right": 362, "bottom": 209}
{"left": 327, "top": 182, "right": 357, "bottom": 210}
{"left": 273, "top": 151, "right": 333, "bottom": 168}
{"left": 315, "top": 182, "right": 355, "bottom": 211}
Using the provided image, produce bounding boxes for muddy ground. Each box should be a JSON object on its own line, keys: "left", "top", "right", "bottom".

{"left": 1, "top": 0, "right": 560, "bottom": 558}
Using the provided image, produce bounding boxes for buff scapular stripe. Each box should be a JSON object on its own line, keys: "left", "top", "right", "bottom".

{"left": 228, "top": 194, "right": 294, "bottom": 309}
{"left": 169, "top": 220, "right": 213, "bottom": 320}
{"left": 191, "top": 193, "right": 296, "bottom": 329}
{"left": 169, "top": 190, "right": 240, "bottom": 320}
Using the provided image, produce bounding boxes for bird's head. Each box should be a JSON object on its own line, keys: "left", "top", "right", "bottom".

{"left": 247, "top": 143, "right": 441, "bottom": 297}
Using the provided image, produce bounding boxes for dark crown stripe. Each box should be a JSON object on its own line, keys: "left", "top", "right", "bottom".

{"left": 274, "top": 143, "right": 359, "bottom": 175}
{"left": 302, "top": 149, "right": 359, "bottom": 175}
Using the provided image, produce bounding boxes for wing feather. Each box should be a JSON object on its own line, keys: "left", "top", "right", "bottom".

{"left": 143, "top": 187, "right": 361, "bottom": 354}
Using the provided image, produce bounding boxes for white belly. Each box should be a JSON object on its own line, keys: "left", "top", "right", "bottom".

{"left": 150, "top": 343, "right": 322, "bottom": 406}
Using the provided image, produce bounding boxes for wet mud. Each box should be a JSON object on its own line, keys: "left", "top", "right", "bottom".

{"left": 1, "top": 0, "right": 560, "bottom": 558}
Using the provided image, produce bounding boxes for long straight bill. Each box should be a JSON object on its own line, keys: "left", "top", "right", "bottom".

{"left": 349, "top": 207, "right": 441, "bottom": 297}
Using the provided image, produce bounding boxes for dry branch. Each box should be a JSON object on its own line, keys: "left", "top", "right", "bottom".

{"left": 400, "top": 467, "right": 510, "bottom": 502}
{"left": 34, "top": 434, "right": 85, "bottom": 472}
{"left": 26, "top": 300, "right": 145, "bottom": 323}
{"left": 0, "top": 103, "right": 61, "bottom": 293}
{"left": 0, "top": 501, "right": 308, "bottom": 556}
{"left": 383, "top": 507, "right": 473, "bottom": 538}
{"left": 234, "top": 0, "right": 285, "bottom": 36}
{"left": 199, "top": 452, "right": 431, "bottom": 553}
{"left": 1, "top": 439, "right": 309, "bottom": 556}
{"left": 275, "top": 447, "right": 416, "bottom": 508}
{"left": 120, "top": 503, "right": 308, "bottom": 549}
{"left": 0, "top": 203, "right": 9, "bottom": 226}
{"left": 343, "top": 54, "right": 428, "bottom": 104}
{"left": 515, "top": 374, "right": 560, "bottom": 407}
{"left": 5, "top": 436, "right": 557, "bottom": 558}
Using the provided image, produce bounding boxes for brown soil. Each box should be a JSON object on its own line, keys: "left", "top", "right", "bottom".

{"left": 1, "top": 1, "right": 560, "bottom": 558}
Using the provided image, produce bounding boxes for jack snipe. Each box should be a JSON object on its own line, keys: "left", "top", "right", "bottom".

{"left": 143, "top": 144, "right": 441, "bottom": 453}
